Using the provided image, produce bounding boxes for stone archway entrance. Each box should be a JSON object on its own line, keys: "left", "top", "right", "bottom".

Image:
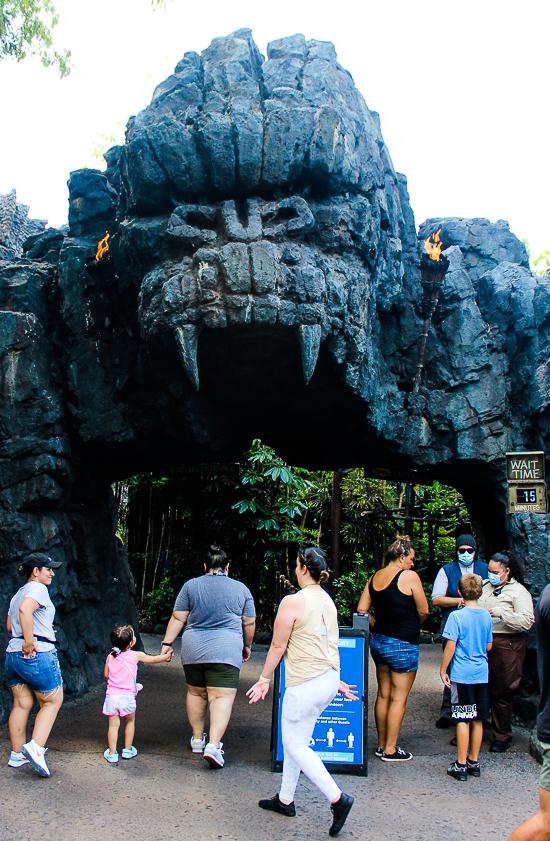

{"left": 1, "top": 29, "right": 548, "bottom": 713}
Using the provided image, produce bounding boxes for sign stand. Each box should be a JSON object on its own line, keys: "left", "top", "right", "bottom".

{"left": 271, "top": 627, "right": 368, "bottom": 776}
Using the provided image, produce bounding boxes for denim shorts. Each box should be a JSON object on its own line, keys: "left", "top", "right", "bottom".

{"left": 5, "top": 649, "right": 63, "bottom": 693}
{"left": 370, "top": 633, "right": 419, "bottom": 673}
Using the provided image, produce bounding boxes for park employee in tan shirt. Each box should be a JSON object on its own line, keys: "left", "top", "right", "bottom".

{"left": 478, "top": 550, "right": 534, "bottom": 752}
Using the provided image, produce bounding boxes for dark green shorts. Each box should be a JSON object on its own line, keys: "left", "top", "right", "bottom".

{"left": 183, "top": 662, "right": 240, "bottom": 689}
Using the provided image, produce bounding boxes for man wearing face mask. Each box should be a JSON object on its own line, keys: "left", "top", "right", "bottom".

{"left": 431, "top": 535, "right": 489, "bottom": 728}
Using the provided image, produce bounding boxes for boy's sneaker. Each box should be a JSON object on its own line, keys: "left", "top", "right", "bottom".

{"left": 380, "top": 746, "right": 413, "bottom": 762}
{"left": 258, "top": 794, "right": 296, "bottom": 817}
{"left": 447, "top": 760, "right": 467, "bottom": 781}
{"left": 122, "top": 746, "right": 138, "bottom": 760}
{"left": 103, "top": 749, "right": 119, "bottom": 764}
{"left": 190, "top": 733, "right": 207, "bottom": 754}
{"left": 8, "top": 751, "right": 30, "bottom": 768}
{"left": 329, "top": 792, "right": 354, "bottom": 837}
{"left": 466, "top": 757, "right": 481, "bottom": 777}
{"left": 21, "top": 739, "right": 50, "bottom": 777}
{"left": 375, "top": 747, "right": 383, "bottom": 758}
{"left": 203, "top": 742, "right": 224, "bottom": 768}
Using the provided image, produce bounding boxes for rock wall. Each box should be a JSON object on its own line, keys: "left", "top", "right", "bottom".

{"left": 1, "top": 29, "right": 549, "bottom": 716}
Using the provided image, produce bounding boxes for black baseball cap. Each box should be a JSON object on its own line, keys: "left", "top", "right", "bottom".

{"left": 26, "top": 552, "right": 62, "bottom": 569}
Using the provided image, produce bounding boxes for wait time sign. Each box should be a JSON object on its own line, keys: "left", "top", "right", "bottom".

{"left": 506, "top": 451, "right": 548, "bottom": 514}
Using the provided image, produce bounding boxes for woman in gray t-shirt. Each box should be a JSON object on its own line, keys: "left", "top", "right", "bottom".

{"left": 161, "top": 546, "right": 256, "bottom": 769}
{"left": 5, "top": 553, "right": 64, "bottom": 777}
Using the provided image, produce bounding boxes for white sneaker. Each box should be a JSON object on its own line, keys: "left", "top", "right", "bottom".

{"left": 122, "top": 746, "right": 138, "bottom": 760}
{"left": 8, "top": 751, "right": 30, "bottom": 768}
{"left": 103, "top": 749, "right": 119, "bottom": 763}
{"left": 203, "top": 742, "right": 224, "bottom": 768}
{"left": 21, "top": 739, "right": 50, "bottom": 777}
{"left": 190, "top": 733, "right": 207, "bottom": 754}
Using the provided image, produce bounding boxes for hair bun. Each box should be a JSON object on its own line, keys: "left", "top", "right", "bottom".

{"left": 17, "top": 565, "right": 25, "bottom": 576}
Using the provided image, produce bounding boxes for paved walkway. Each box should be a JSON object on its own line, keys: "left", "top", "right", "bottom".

{"left": 0, "top": 639, "right": 540, "bottom": 841}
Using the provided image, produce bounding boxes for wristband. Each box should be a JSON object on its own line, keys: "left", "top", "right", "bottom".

{"left": 259, "top": 675, "right": 270, "bottom": 683}
{"left": 161, "top": 641, "right": 172, "bottom": 647}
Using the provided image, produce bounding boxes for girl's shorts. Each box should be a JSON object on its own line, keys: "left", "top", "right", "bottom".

{"left": 103, "top": 694, "right": 137, "bottom": 717}
{"left": 370, "top": 633, "right": 419, "bottom": 673}
{"left": 5, "top": 649, "right": 63, "bottom": 693}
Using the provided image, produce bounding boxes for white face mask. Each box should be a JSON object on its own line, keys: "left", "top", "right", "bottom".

{"left": 458, "top": 550, "right": 475, "bottom": 566}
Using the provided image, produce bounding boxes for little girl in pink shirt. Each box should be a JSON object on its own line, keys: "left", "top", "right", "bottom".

{"left": 103, "top": 624, "right": 173, "bottom": 763}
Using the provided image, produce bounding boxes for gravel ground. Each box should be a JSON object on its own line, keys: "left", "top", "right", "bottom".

{"left": 0, "top": 639, "right": 540, "bottom": 841}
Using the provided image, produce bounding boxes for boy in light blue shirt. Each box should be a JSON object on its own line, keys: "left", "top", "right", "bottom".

{"left": 440, "top": 573, "right": 493, "bottom": 781}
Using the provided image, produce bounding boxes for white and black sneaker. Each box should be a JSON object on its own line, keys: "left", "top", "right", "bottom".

{"left": 380, "top": 746, "right": 413, "bottom": 762}
{"left": 375, "top": 747, "right": 383, "bottom": 758}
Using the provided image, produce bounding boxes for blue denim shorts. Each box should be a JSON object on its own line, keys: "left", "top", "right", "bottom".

{"left": 370, "top": 633, "right": 419, "bottom": 673}
{"left": 5, "top": 649, "right": 63, "bottom": 693}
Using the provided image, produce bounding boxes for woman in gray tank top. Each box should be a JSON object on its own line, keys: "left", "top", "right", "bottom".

{"left": 247, "top": 547, "right": 358, "bottom": 837}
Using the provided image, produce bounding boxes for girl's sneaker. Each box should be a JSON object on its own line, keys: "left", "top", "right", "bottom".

{"left": 21, "top": 739, "right": 50, "bottom": 777}
{"left": 8, "top": 751, "right": 30, "bottom": 768}
{"left": 375, "top": 747, "right": 383, "bottom": 758}
{"left": 122, "top": 746, "right": 138, "bottom": 760}
{"left": 103, "top": 749, "right": 119, "bottom": 763}
{"left": 447, "top": 760, "right": 467, "bottom": 781}
{"left": 466, "top": 757, "right": 481, "bottom": 777}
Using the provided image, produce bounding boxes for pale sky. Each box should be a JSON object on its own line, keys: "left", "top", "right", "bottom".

{"left": 1, "top": 0, "right": 548, "bottom": 261}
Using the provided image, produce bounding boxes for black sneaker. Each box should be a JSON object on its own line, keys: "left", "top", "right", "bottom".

{"left": 375, "top": 747, "right": 383, "bottom": 758}
{"left": 329, "top": 792, "right": 354, "bottom": 837}
{"left": 466, "top": 758, "right": 481, "bottom": 777}
{"left": 447, "top": 760, "right": 467, "bottom": 781}
{"left": 258, "top": 794, "right": 296, "bottom": 817}
{"left": 380, "top": 747, "right": 413, "bottom": 762}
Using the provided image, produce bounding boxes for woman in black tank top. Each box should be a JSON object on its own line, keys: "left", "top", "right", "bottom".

{"left": 357, "top": 536, "right": 429, "bottom": 762}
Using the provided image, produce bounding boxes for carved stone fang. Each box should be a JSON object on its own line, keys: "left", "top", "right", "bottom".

{"left": 174, "top": 325, "right": 200, "bottom": 390}
{"left": 298, "top": 324, "right": 321, "bottom": 385}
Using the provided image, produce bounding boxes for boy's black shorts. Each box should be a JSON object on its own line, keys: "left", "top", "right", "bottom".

{"left": 450, "top": 681, "right": 489, "bottom": 722}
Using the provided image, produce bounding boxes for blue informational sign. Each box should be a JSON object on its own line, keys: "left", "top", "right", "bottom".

{"left": 272, "top": 628, "right": 368, "bottom": 776}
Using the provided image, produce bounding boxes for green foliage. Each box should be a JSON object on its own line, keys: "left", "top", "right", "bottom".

{"left": 524, "top": 238, "right": 550, "bottom": 277}
{"left": 229, "top": 440, "right": 316, "bottom": 544}
{"left": 90, "top": 121, "right": 128, "bottom": 163}
{"left": 333, "top": 553, "right": 373, "bottom": 626}
{"left": 148, "top": 575, "right": 175, "bottom": 624}
{"left": 534, "top": 250, "right": 550, "bottom": 277}
{"left": 117, "top": 444, "right": 469, "bottom": 633}
{"left": 0, "top": 0, "right": 71, "bottom": 75}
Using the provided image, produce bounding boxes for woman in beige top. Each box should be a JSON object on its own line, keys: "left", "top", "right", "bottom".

{"left": 478, "top": 550, "right": 534, "bottom": 752}
{"left": 247, "top": 547, "right": 358, "bottom": 838}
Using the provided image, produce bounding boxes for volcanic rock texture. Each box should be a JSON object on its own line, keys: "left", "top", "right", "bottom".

{"left": 1, "top": 29, "right": 549, "bottom": 715}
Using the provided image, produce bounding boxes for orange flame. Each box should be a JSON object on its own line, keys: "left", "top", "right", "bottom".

{"left": 95, "top": 232, "right": 110, "bottom": 262}
{"left": 424, "top": 228, "right": 442, "bottom": 262}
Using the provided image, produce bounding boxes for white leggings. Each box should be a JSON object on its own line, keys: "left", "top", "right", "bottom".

{"left": 279, "top": 668, "right": 341, "bottom": 804}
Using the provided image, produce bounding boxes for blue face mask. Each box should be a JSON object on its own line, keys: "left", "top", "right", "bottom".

{"left": 488, "top": 571, "right": 503, "bottom": 586}
{"left": 458, "top": 550, "right": 475, "bottom": 566}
